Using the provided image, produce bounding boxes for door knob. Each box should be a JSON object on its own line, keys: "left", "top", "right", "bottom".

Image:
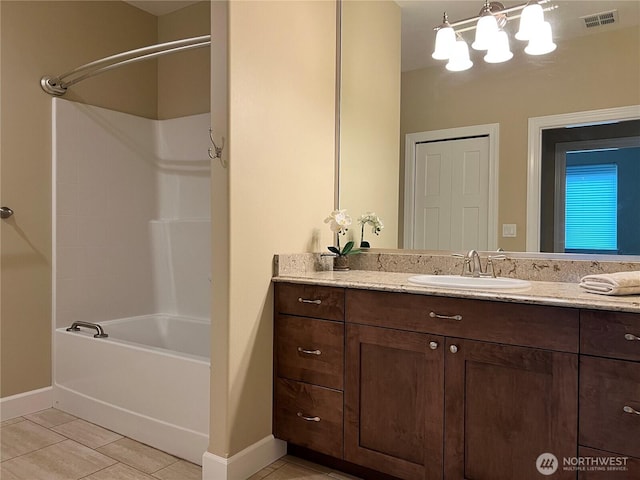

{"left": 0, "top": 207, "right": 14, "bottom": 219}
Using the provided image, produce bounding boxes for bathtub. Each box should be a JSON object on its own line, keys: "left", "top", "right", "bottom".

{"left": 54, "top": 314, "right": 210, "bottom": 465}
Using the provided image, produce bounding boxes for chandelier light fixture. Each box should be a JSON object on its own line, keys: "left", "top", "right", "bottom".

{"left": 432, "top": 0, "right": 557, "bottom": 72}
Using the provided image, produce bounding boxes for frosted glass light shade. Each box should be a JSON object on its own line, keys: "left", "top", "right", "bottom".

{"left": 472, "top": 14, "right": 498, "bottom": 50}
{"left": 516, "top": 3, "right": 544, "bottom": 41}
{"left": 484, "top": 30, "right": 513, "bottom": 63}
{"left": 446, "top": 40, "right": 473, "bottom": 72}
{"left": 432, "top": 26, "right": 456, "bottom": 60}
{"left": 525, "top": 21, "right": 556, "bottom": 55}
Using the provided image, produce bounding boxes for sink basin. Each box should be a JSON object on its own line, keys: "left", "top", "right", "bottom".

{"left": 408, "top": 275, "right": 531, "bottom": 290}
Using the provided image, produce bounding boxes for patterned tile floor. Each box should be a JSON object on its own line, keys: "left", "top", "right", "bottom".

{"left": 0, "top": 409, "right": 359, "bottom": 480}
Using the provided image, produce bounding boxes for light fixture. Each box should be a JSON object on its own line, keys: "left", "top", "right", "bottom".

{"left": 472, "top": 1, "right": 500, "bottom": 51}
{"left": 432, "top": 0, "right": 557, "bottom": 72}
{"left": 516, "top": 2, "right": 545, "bottom": 41}
{"left": 432, "top": 13, "right": 456, "bottom": 60}
{"left": 446, "top": 40, "right": 473, "bottom": 72}
{"left": 524, "top": 21, "right": 557, "bottom": 55}
{"left": 484, "top": 30, "right": 513, "bottom": 63}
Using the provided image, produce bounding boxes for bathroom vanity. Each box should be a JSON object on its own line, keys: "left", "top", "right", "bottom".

{"left": 272, "top": 263, "right": 640, "bottom": 480}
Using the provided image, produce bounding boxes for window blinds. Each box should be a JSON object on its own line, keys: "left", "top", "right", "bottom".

{"left": 565, "top": 163, "right": 618, "bottom": 251}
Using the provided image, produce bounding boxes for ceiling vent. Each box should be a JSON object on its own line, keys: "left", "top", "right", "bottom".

{"left": 581, "top": 10, "right": 618, "bottom": 29}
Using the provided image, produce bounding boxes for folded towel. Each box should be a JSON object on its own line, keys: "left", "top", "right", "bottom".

{"left": 580, "top": 271, "right": 640, "bottom": 296}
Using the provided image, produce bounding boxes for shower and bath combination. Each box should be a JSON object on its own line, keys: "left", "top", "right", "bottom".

{"left": 44, "top": 35, "right": 214, "bottom": 465}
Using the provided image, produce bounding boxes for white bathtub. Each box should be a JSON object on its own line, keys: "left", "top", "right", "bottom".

{"left": 54, "top": 314, "right": 210, "bottom": 465}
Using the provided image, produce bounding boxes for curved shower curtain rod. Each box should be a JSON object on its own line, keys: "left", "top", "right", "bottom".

{"left": 40, "top": 35, "right": 211, "bottom": 96}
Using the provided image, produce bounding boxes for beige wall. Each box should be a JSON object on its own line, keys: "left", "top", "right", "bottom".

{"left": 158, "top": 1, "right": 210, "bottom": 119}
{"left": 209, "top": 0, "right": 337, "bottom": 457}
{"left": 0, "top": 0, "right": 157, "bottom": 398}
{"left": 401, "top": 26, "right": 640, "bottom": 251}
{"left": 0, "top": 0, "right": 210, "bottom": 398}
{"left": 339, "top": 0, "right": 400, "bottom": 249}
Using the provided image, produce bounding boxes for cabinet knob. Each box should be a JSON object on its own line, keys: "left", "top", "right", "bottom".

{"left": 429, "top": 341, "right": 439, "bottom": 350}
{"left": 449, "top": 344, "right": 459, "bottom": 354}
{"left": 623, "top": 405, "right": 640, "bottom": 416}
{"left": 624, "top": 333, "right": 640, "bottom": 341}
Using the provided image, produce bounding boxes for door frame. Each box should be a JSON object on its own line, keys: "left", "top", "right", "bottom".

{"left": 525, "top": 105, "right": 640, "bottom": 252}
{"left": 404, "top": 124, "right": 499, "bottom": 250}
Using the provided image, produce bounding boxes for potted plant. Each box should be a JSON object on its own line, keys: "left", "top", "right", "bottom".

{"left": 358, "top": 212, "right": 384, "bottom": 248}
{"left": 324, "top": 209, "right": 361, "bottom": 271}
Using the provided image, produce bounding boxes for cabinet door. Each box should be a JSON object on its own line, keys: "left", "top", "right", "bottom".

{"left": 444, "top": 338, "right": 578, "bottom": 480}
{"left": 345, "top": 324, "right": 444, "bottom": 480}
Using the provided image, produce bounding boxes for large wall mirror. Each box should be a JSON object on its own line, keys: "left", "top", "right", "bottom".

{"left": 337, "top": 0, "right": 640, "bottom": 257}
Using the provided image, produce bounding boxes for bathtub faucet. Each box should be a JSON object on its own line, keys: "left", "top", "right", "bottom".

{"left": 66, "top": 321, "right": 108, "bottom": 338}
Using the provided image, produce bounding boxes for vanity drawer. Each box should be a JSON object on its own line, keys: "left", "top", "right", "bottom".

{"left": 274, "top": 378, "right": 343, "bottom": 458}
{"left": 275, "top": 315, "right": 344, "bottom": 390}
{"left": 579, "top": 356, "right": 640, "bottom": 458}
{"left": 581, "top": 310, "right": 640, "bottom": 362}
{"left": 346, "top": 289, "right": 579, "bottom": 352}
{"left": 275, "top": 283, "right": 345, "bottom": 321}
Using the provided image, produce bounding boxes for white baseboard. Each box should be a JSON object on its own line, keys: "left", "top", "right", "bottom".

{"left": 202, "top": 435, "right": 287, "bottom": 480}
{"left": 0, "top": 386, "right": 54, "bottom": 421}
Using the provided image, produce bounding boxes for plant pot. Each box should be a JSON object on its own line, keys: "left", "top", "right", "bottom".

{"left": 333, "top": 255, "right": 350, "bottom": 271}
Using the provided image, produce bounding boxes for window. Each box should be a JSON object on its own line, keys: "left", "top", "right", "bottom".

{"left": 564, "top": 162, "right": 617, "bottom": 252}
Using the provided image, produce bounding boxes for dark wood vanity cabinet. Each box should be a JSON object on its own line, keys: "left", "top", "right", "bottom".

{"left": 273, "top": 283, "right": 345, "bottom": 458}
{"left": 344, "top": 289, "right": 579, "bottom": 480}
{"left": 273, "top": 282, "right": 638, "bottom": 480}
{"left": 444, "top": 338, "right": 578, "bottom": 480}
{"left": 344, "top": 324, "right": 444, "bottom": 479}
{"left": 578, "top": 310, "right": 640, "bottom": 479}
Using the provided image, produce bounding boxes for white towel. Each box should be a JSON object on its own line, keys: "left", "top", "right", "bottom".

{"left": 580, "top": 271, "right": 640, "bottom": 296}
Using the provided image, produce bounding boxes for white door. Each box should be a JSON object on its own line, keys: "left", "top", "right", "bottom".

{"left": 412, "top": 136, "right": 490, "bottom": 250}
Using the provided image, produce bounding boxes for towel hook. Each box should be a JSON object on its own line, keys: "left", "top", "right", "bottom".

{"left": 209, "top": 128, "right": 226, "bottom": 168}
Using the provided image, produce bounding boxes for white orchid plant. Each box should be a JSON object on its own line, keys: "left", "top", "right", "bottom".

{"left": 324, "top": 210, "right": 361, "bottom": 256}
{"left": 358, "top": 212, "right": 384, "bottom": 248}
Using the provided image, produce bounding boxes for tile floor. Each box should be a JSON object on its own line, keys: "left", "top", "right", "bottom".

{"left": 0, "top": 408, "right": 359, "bottom": 480}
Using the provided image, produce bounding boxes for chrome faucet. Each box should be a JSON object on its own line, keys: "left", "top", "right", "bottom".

{"left": 453, "top": 250, "right": 506, "bottom": 278}
{"left": 467, "top": 249, "right": 482, "bottom": 277}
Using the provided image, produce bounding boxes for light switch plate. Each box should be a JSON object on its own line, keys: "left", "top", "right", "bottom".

{"left": 502, "top": 224, "right": 517, "bottom": 238}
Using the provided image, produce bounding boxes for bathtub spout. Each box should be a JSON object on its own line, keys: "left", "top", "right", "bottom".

{"left": 66, "top": 321, "right": 108, "bottom": 338}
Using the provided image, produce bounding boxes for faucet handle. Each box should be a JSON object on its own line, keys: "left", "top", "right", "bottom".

{"left": 485, "top": 254, "right": 507, "bottom": 277}
{"left": 452, "top": 252, "right": 471, "bottom": 276}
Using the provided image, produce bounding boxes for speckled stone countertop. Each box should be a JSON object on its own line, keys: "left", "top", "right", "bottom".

{"left": 273, "top": 253, "right": 640, "bottom": 313}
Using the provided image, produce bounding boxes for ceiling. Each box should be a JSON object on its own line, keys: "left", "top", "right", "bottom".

{"left": 398, "top": 0, "right": 640, "bottom": 71}
{"left": 124, "top": 0, "right": 199, "bottom": 16}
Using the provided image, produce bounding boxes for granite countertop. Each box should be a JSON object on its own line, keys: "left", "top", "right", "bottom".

{"left": 273, "top": 270, "right": 640, "bottom": 313}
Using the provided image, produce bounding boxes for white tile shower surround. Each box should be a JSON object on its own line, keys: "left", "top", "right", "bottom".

{"left": 53, "top": 98, "right": 211, "bottom": 327}
{"left": 0, "top": 409, "right": 360, "bottom": 480}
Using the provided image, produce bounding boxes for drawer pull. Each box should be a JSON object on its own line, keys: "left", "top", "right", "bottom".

{"left": 297, "top": 347, "right": 322, "bottom": 356}
{"left": 429, "top": 311, "right": 463, "bottom": 321}
{"left": 623, "top": 405, "right": 640, "bottom": 416}
{"left": 297, "top": 412, "right": 321, "bottom": 422}
{"left": 298, "top": 297, "right": 322, "bottom": 305}
{"left": 624, "top": 333, "right": 640, "bottom": 341}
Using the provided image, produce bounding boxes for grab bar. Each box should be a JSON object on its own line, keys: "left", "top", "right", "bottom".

{"left": 66, "top": 321, "right": 108, "bottom": 338}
